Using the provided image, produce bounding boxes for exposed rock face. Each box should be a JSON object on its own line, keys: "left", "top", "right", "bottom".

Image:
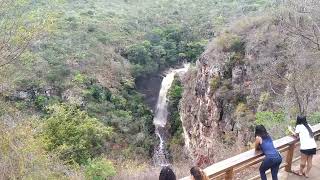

{"left": 179, "top": 16, "right": 289, "bottom": 166}
{"left": 7, "top": 87, "right": 59, "bottom": 101}
{"left": 180, "top": 11, "right": 320, "bottom": 166}
{"left": 180, "top": 44, "right": 254, "bottom": 166}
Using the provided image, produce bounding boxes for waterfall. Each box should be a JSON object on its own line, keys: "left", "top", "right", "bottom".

{"left": 153, "top": 64, "right": 190, "bottom": 166}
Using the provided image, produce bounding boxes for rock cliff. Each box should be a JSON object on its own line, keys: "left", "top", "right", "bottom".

{"left": 180, "top": 10, "right": 320, "bottom": 166}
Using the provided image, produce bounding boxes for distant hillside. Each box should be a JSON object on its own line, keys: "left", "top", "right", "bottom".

{"left": 0, "top": 0, "right": 272, "bottom": 179}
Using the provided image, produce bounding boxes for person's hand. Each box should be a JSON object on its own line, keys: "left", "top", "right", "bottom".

{"left": 254, "top": 148, "right": 261, "bottom": 155}
{"left": 287, "top": 125, "right": 298, "bottom": 137}
{"left": 288, "top": 125, "right": 296, "bottom": 133}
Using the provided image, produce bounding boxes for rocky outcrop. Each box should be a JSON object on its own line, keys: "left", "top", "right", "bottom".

{"left": 178, "top": 13, "right": 320, "bottom": 165}
{"left": 180, "top": 43, "right": 255, "bottom": 165}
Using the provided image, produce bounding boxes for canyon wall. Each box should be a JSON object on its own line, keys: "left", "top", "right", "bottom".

{"left": 180, "top": 11, "right": 320, "bottom": 166}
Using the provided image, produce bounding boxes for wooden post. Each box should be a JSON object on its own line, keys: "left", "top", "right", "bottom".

{"left": 285, "top": 143, "right": 295, "bottom": 172}
{"left": 225, "top": 169, "right": 234, "bottom": 180}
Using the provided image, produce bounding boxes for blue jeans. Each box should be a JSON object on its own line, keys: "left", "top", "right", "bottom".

{"left": 259, "top": 154, "right": 282, "bottom": 180}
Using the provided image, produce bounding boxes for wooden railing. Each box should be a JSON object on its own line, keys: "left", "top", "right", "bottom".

{"left": 180, "top": 123, "right": 320, "bottom": 180}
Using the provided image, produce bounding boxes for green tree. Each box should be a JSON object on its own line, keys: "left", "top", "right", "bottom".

{"left": 85, "top": 158, "right": 116, "bottom": 180}
{"left": 41, "top": 104, "right": 113, "bottom": 165}
{"left": 126, "top": 44, "right": 152, "bottom": 65}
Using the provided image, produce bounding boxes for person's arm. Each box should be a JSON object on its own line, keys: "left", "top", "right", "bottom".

{"left": 255, "top": 136, "right": 262, "bottom": 151}
{"left": 288, "top": 125, "right": 298, "bottom": 137}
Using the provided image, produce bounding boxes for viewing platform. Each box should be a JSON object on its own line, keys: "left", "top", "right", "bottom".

{"left": 276, "top": 153, "right": 320, "bottom": 180}
{"left": 180, "top": 123, "right": 320, "bottom": 180}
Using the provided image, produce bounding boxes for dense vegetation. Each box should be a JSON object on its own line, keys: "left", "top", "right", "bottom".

{"left": 124, "top": 26, "right": 207, "bottom": 77}
{"left": 167, "top": 76, "right": 186, "bottom": 161}
{"left": 168, "top": 77, "right": 184, "bottom": 145}
{"left": 0, "top": 0, "right": 277, "bottom": 179}
{"left": 41, "top": 104, "right": 113, "bottom": 165}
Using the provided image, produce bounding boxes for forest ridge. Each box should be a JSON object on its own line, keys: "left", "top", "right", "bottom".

{"left": 2, "top": 0, "right": 320, "bottom": 180}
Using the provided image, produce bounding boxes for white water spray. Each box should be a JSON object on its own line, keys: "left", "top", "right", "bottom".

{"left": 153, "top": 64, "right": 190, "bottom": 166}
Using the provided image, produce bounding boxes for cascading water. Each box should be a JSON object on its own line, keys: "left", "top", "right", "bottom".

{"left": 153, "top": 64, "right": 190, "bottom": 166}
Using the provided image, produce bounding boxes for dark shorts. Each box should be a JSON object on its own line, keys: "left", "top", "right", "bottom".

{"left": 300, "top": 148, "right": 317, "bottom": 156}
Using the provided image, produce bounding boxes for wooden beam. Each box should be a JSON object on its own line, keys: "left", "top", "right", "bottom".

{"left": 284, "top": 143, "right": 295, "bottom": 172}
{"left": 225, "top": 169, "right": 234, "bottom": 180}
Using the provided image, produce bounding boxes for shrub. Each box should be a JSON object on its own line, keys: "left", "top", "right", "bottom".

{"left": 35, "top": 95, "right": 61, "bottom": 110}
{"left": 236, "top": 103, "right": 248, "bottom": 115}
{"left": 230, "top": 52, "right": 244, "bottom": 64}
{"left": 184, "top": 40, "right": 207, "bottom": 62}
{"left": 85, "top": 158, "right": 116, "bottom": 180}
{"left": 167, "top": 77, "right": 185, "bottom": 159}
{"left": 309, "top": 112, "right": 320, "bottom": 125}
{"left": 35, "top": 95, "right": 48, "bottom": 110}
{"left": 210, "top": 76, "right": 221, "bottom": 91}
{"left": 215, "top": 32, "right": 242, "bottom": 52}
{"left": 259, "top": 92, "right": 270, "bottom": 103}
{"left": 167, "top": 78, "right": 183, "bottom": 137}
{"left": 46, "top": 64, "right": 70, "bottom": 86}
{"left": 255, "top": 111, "right": 285, "bottom": 124}
{"left": 168, "top": 78, "right": 183, "bottom": 107}
{"left": 15, "top": 101, "right": 28, "bottom": 110}
{"left": 223, "top": 52, "right": 245, "bottom": 80}
{"left": 229, "top": 39, "right": 245, "bottom": 53}
{"left": 41, "top": 104, "right": 113, "bottom": 165}
{"left": 255, "top": 111, "right": 287, "bottom": 138}
{"left": 0, "top": 117, "right": 79, "bottom": 179}
{"left": 73, "top": 73, "right": 87, "bottom": 84}
{"left": 85, "top": 84, "right": 112, "bottom": 102}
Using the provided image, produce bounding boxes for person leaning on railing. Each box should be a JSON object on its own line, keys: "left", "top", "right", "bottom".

{"left": 254, "top": 125, "right": 283, "bottom": 180}
{"left": 288, "top": 115, "right": 318, "bottom": 178}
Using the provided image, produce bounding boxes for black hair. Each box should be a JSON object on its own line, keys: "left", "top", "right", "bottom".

{"left": 255, "top": 125, "right": 269, "bottom": 139}
{"left": 190, "top": 166, "right": 208, "bottom": 180}
{"left": 190, "top": 167, "right": 202, "bottom": 180}
{"left": 159, "top": 166, "right": 176, "bottom": 180}
{"left": 296, "top": 115, "right": 314, "bottom": 138}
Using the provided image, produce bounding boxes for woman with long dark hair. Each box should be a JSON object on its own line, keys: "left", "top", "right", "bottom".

{"left": 159, "top": 166, "right": 176, "bottom": 180}
{"left": 254, "top": 125, "right": 282, "bottom": 180}
{"left": 190, "top": 167, "right": 209, "bottom": 180}
{"left": 288, "top": 115, "right": 317, "bottom": 177}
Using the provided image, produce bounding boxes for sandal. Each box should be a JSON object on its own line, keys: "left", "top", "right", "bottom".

{"left": 303, "top": 172, "right": 309, "bottom": 178}
{"left": 292, "top": 170, "right": 303, "bottom": 176}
